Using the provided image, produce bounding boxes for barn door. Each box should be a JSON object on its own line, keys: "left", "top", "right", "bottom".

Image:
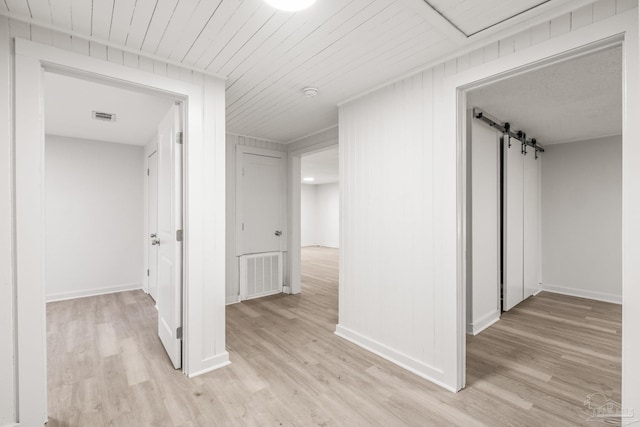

{"left": 503, "top": 139, "right": 524, "bottom": 311}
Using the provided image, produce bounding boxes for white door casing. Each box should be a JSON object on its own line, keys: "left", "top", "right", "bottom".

{"left": 148, "top": 151, "right": 159, "bottom": 302}
{"left": 157, "top": 104, "right": 183, "bottom": 369}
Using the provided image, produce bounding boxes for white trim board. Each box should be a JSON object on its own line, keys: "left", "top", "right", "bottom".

{"left": 467, "top": 310, "right": 501, "bottom": 336}
{"left": 541, "top": 284, "right": 622, "bottom": 305}
{"left": 335, "top": 325, "right": 455, "bottom": 392}
{"left": 46, "top": 283, "right": 143, "bottom": 303}
{"left": 225, "top": 295, "right": 241, "bottom": 305}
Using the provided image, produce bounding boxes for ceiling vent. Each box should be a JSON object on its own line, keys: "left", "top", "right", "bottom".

{"left": 92, "top": 111, "right": 116, "bottom": 122}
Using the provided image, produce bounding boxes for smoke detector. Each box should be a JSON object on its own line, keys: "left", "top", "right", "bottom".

{"left": 302, "top": 87, "right": 319, "bottom": 98}
{"left": 92, "top": 111, "right": 116, "bottom": 122}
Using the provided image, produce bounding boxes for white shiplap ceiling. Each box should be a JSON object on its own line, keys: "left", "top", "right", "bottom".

{"left": 467, "top": 46, "right": 622, "bottom": 145}
{"left": 425, "top": 0, "right": 551, "bottom": 36}
{"left": 2, "top": 0, "right": 580, "bottom": 142}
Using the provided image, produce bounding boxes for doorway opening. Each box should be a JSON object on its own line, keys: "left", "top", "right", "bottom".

{"left": 44, "top": 71, "right": 186, "bottom": 421}
{"left": 463, "top": 44, "right": 622, "bottom": 417}
{"left": 300, "top": 146, "right": 340, "bottom": 301}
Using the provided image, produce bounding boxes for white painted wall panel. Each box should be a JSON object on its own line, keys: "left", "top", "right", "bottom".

{"left": 301, "top": 183, "right": 339, "bottom": 248}
{"left": 316, "top": 183, "right": 339, "bottom": 248}
{"left": 0, "top": 15, "right": 14, "bottom": 426}
{"left": 45, "top": 135, "right": 144, "bottom": 301}
{"left": 338, "top": 71, "right": 439, "bottom": 383}
{"left": 541, "top": 136, "right": 622, "bottom": 302}
{"left": 301, "top": 184, "right": 317, "bottom": 247}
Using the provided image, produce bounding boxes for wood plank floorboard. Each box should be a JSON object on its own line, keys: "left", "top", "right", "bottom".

{"left": 47, "top": 246, "right": 621, "bottom": 426}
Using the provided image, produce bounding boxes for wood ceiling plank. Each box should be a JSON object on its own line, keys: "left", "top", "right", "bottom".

{"left": 226, "top": 0, "right": 400, "bottom": 115}
{"left": 27, "top": 0, "right": 52, "bottom": 23}
{"left": 109, "top": 0, "right": 137, "bottom": 45}
{"left": 125, "top": 0, "right": 158, "bottom": 50}
{"left": 91, "top": 0, "right": 114, "bottom": 39}
{"left": 177, "top": 0, "right": 243, "bottom": 65}
{"left": 156, "top": 0, "right": 225, "bottom": 61}
{"left": 152, "top": 0, "right": 201, "bottom": 57}
{"left": 202, "top": 3, "right": 276, "bottom": 73}
{"left": 214, "top": 11, "right": 293, "bottom": 77}
{"left": 140, "top": 0, "right": 179, "bottom": 53}
{"left": 185, "top": 0, "right": 262, "bottom": 68}
{"left": 6, "top": 0, "right": 32, "bottom": 17}
{"left": 223, "top": 0, "right": 366, "bottom": 92}
{"left": 49, "top": 0, "right": 72, "bottom": 30}
{"left": 226, "top": 5, "right": 421, "bottom": 123}
{"left": 224, "top": 0, "right": 380, "bottom": 106}
{"left": 70, "top": 0, "right": 91, "bottom": 35}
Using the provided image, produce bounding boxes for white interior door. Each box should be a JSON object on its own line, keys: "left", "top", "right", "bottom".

{"left": 503, "top": 139, "right": 524, "bottom": 311}
{"left": 148, "top": 151, "right": 158, "bottom": 302}
{"left": 523, "top": 150, "right": 540, "bottom": 299}
{"left": 156, "top": 104, "right": 182, "bottom": 369}
{"left": 470, "top": 120, "right": 501, "bottom": 325}
{"left": 241, "top": 153, "right": 284, "bottom": 254}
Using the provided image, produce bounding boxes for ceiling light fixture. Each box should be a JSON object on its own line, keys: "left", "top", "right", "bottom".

{"left": 303, "top": 177, "right": 315, "bottom": 182}
{"left": 264, "top": 0, "right": 316, "bottom": 12}
{"left": 303, "top": 87, "right": 319, "bottom": 98}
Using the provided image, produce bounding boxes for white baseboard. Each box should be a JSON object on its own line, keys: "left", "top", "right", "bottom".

{"left": 187, "top": 352, "right": 231, "bottom": 378}
{"left": 541, "top": 284, "right": 621, "bottom": 304}
{"left": 468, "top": 310, "right": 501, "bottom": 336}
{"left": 282, "top": 285, "right": 292, "bottom": 294}
{"left": 225, "top": 295, "right": 241, "bottom": 305}
{"left": 46, "top": 282, "right": 143, "bottom": 302}
{"left": 334, "top": 324, "right": 456, "bottom": 392}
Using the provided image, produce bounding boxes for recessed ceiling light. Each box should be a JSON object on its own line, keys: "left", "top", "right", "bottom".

{"left": 264, "top": 0, "right": 316, "bottom": 12}
{"left": 303, "top": 87, "right": 319, "bottom": 98}
{"left": 303, "top": 177, "right": 315, "bottom": 182}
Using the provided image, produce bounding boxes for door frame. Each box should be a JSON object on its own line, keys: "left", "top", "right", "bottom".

{"left": 445, "top": 9, "right": 638, "bottom": 404}
{"left": 14, "top": 39, "right": 228, "bottom": 425}
{"left": 286, "top": 132, "right": 339, "bottom": 295}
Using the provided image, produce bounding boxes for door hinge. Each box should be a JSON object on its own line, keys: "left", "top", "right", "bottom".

{"left": 147, "top": 168, "right": 149, "bottom": 176}
{"left": 176, "top": 131, "right": 183, "bottom": 144}
{"left": 147, "top": 269, "right": 149, "bottom": 277}
{"left": 242, "top": 167, "right": 245, "bottom": 176}
{"left": 176, "top": 229, "right": 183, "bottom": 242}
{"left": 176, "top": 326, "right": 183, "bottom": 339}
{"left": 242, "top": 223, "right": 244, "bottom": 231}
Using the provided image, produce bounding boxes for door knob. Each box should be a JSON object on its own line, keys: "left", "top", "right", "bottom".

{"left": 150, "top": 233, "right": 157, "bottom": 238}
{"left": 152, "top": 239, "right": 160, "bottom": 246}
{"left": 275, "top": 230, "right": 282, "bottom": 236}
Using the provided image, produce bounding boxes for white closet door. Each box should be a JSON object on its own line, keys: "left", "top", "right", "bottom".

{"left": 523, "top": 151, "right": 540, "bottom": 299}
{"left": 503, "top": 140, "right": 524, "bottom": 311}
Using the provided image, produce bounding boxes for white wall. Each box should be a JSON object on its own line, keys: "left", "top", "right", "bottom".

{"left": 301, "top": 184, "right": 317, "bottom": 247}
{"left": 541, "top": 136, "right": 622, "bottom": 302}
{"left": 45, "top": 135, "right": 144, "bottom": 301}
{"left": 225, "top": 133, "right": 287, "bottom": 304}
{"left": 337, "top": 1, "right": 637, "bottom": 394}
{"left": 301, "top": 183, "right": 339, "bottom": 248}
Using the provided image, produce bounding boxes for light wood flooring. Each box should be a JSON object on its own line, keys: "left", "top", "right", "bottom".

{"left": 47, "top": 246, "right": 621, "bottom": 426}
